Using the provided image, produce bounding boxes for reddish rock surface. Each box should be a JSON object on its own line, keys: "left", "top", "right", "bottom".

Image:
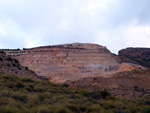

{"left": 67, "top": 70, "right": 150, "bottom": 98}
{"left": 1, "top": 43, "right": 150, "bottom": 98}
{"left": 119, "top": 47, "right": 150, "bottom": 68}
{"left": 1, "top": 43, "right": 146, "bottom": 83}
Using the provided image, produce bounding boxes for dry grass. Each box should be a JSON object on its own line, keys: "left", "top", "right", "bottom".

{"left": 0, "top": 74, "right": 150, "bottom": 113}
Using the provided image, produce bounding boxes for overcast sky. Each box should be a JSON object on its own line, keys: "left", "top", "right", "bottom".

{"left": 0, "top": 0, "right": 150, "bottom": 54}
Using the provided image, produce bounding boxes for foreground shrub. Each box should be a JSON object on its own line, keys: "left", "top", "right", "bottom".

{"left": 0, "top": 74, "right": 150, "bottom": 113}
{"left": 141, "top": 107, "right": 150, "bottom": 113}
{"left": 66, "top": 104, "right": 79, "bottom": 112}
{"left": 56, "top": 107, "right": 72, "bottom": 113}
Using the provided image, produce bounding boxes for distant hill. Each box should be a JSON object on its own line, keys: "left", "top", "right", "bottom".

{"left": 119, "top": 47, "right": 150, "bottom": 68}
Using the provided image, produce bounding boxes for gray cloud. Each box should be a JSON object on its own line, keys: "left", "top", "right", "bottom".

{"left": 0, "top": 0, "right": 150, "bottom": 53}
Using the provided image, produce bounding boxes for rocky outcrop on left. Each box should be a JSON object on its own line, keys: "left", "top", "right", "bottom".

{"left": 0, "top": 51, "right": 39, "bottom": 80}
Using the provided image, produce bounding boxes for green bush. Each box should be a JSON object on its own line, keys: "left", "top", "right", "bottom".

{"left": 66, "top": 104, "right": 79, "bottom": 112}
{"left": 36, "top": 105, "right": 55, "bottom": 113}
{"left": 56, "top": 107, "right": 72, "bottom": 113}
{"left": 0, "top": 106, "right": 26, "bottom": 113}
{"left": 15, "top": 82, "right": 24, "bottom": 88}
{"left": 141, "top": 107, "right": 150, "bottom": 113}
{"left": 86, "top": 104, "right": 102, "bottom": 113}
{"left": 100, "top": 89, "right": 110, "bottom": 99}
{"left": 12, "top": 92, "right": 27, "bottom": 103}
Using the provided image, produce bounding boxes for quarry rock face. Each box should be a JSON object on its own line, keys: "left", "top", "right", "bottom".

{"left": 119, "top": 48, "right": 150, "bottom": 68}
{"left": 2, "top": 43, "right": 146, "bottom": 83}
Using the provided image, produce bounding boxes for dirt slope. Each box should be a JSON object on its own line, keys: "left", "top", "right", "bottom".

{"left": 67, "top": 70, "right": 150, "bottom": 98}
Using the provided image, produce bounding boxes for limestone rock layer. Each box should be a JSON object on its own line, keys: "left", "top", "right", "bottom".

{"left": 2, "top": 43, "right": 146, "bottom": 83}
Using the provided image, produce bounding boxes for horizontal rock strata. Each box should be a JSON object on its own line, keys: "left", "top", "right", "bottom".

{"left": 1, "top": 43, "right": 146, "bottom": 83}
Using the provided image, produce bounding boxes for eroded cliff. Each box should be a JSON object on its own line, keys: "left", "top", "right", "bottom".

{"left": 3, "top": 43, "right": 146, "bottom": 83}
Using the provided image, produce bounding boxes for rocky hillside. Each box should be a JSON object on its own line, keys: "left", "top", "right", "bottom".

{"left": 1, "top": 43, "right": 150, "bottom": 98}
{"left": 0, "top": 51, "right": 39, "bottom": 80}
{"left": 2, "top": 43, "right": 146, "bottom": 83}
{"left": 119, "top": 48, "right": 150, "bottom": 68}
{"left": 67, "top": 70, "right": 150, "bottom": 98}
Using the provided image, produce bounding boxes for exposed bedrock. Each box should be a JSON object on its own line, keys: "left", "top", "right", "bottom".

{"left": 119, "top": 47, "right": 150, "bottom": 68}
{"left": 4, "top": 43, "right": 146, "bottom": 83}
{"left": 0, "top": 51, "right": 39, "bottom": 80}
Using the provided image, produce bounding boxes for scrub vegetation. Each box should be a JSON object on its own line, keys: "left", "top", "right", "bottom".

{"left": 0, "top": 74, "right": 150, "bottom": 113}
